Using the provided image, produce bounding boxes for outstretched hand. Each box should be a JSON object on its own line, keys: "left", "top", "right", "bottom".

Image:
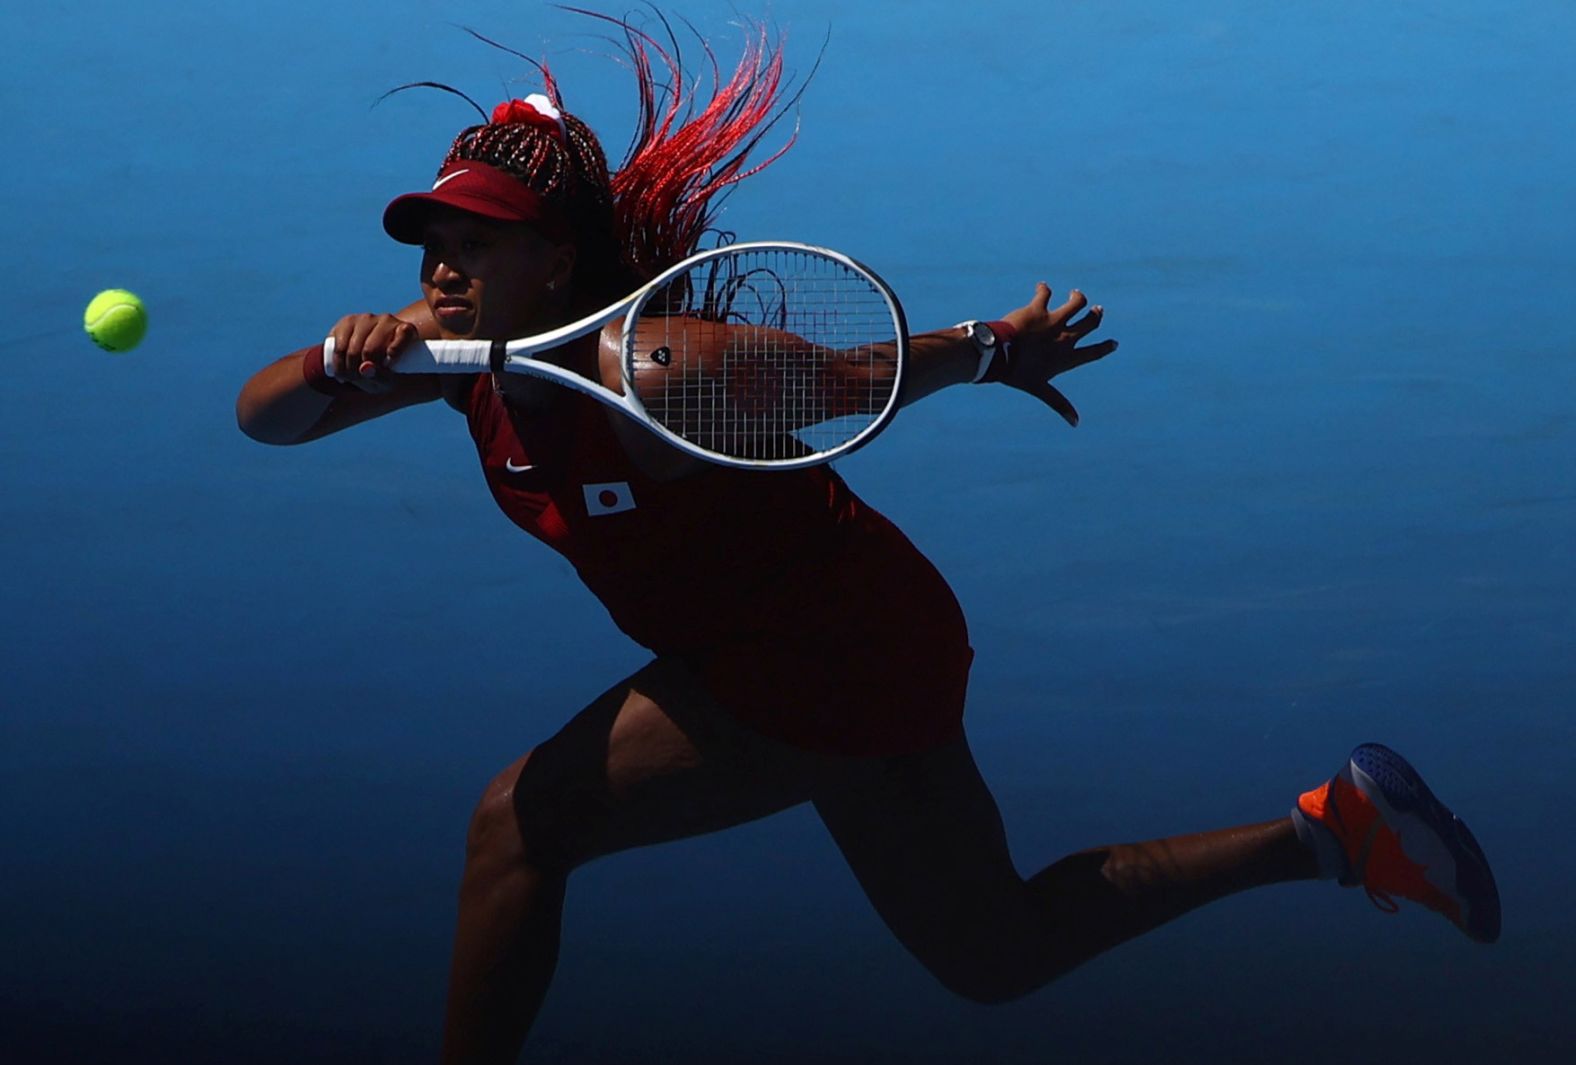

{"left": 994, "top": 283, "right": 1118, "bottom": 427}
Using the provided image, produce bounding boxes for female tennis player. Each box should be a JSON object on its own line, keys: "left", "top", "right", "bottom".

{"left": 237, "top": 18, "right": 1499, "bottom": 1064}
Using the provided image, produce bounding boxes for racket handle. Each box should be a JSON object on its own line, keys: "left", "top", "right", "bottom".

{"left": 319, "top": 336, "right": 496, "bottom": 378}
{"left": 317, "top": 335, "right": 398, "bottom": 380}
{"left": 320, "top": 335, "right": 346, "bottom": 381}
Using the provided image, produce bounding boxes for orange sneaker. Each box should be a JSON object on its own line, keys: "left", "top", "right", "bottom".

{"left": 1292, "top": 743, "right": 1500, "bottom": 943}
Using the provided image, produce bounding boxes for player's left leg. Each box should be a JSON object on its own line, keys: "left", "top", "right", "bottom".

{"left": 442, "top": 656, "right": 829, "bottom": 1064}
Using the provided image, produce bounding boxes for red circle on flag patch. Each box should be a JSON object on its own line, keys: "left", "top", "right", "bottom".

{"left": 599, "top": 490, "right": 618, "bottom": 507}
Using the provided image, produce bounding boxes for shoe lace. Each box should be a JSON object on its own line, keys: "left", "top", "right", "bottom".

{"left": 1365, "top": 886, "right": 1401, "bottom": 914}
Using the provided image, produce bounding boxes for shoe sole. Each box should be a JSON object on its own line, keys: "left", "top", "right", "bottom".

{"left": 1345, "top": 743, "right": 1502, "bottom": 943}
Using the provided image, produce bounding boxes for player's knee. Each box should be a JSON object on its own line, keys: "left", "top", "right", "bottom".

{"left": 922, "top": 937, "right": 1065, "bottom": 1005}
{"left": 465, "top": 749, "right": 607, "bottom": 875}
{"left": 464, "top": 758, "right": 535, "bottom": 871}
{"left": 939, "top": 956, "right": 1069, "bottom": 1004}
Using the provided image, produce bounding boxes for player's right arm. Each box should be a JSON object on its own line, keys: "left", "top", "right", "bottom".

{"left": 236, "top": 307, "right": 441, "bottom": 445}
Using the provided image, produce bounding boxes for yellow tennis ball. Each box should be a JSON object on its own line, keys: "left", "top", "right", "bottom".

{"left": 84, "top": 289, "right": 148, "bottom": 352}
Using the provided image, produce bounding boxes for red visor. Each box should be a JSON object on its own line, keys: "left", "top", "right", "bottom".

{"left": 382, "top": 160, "right": 570, "bottom": 245}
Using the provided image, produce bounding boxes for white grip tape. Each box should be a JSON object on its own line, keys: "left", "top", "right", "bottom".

{"left": 320, "top": 336, "right": 496, "bottom": 378}
{"left": 320, "top": 335, "right": 343, "bottom": 381}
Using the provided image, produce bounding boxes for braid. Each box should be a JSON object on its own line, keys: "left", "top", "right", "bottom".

{"left": 441, "top": 121, "right": 579, "bottom": 201}
{"left": 406, "top": 10, "right": 802, "bottom": 302}
{"left": 596, "top": 12, "right": 801, "bottom": 279}
{"left": 440, "top": 110, "right": 633, "bottom": 303}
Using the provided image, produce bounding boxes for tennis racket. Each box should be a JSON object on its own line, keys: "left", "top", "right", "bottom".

{"left": 323, "top": 241, "right": 908, "bottom": 469}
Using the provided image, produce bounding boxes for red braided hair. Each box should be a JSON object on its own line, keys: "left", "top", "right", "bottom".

{"left": 581, "top": 10, "right": 799, "bottom": 281}
{"left": 394, "top": 11, "right": 801, "bottom": 301}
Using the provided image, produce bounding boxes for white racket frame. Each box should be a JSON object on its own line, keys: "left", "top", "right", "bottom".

{"left": 322, "top": 240, "right": 908, "bottom": 469}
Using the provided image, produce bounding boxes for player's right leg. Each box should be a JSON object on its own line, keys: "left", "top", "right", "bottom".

{"left": 814, "top": 736, "right": 1499, "bottom": 1004}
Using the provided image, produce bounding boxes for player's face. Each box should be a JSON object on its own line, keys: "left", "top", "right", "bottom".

{"left": 419, "top": 208, "right": 574, "bottom": 340}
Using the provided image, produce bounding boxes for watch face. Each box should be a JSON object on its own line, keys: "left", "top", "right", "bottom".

{"left": 972, "top": 322, "right": 997, "bottom": 348}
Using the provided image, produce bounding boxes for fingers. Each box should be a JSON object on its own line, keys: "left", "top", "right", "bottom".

{"left": 1020, "top": 284, "right": 1105, "bottom": 334}
{"left": 1043, "top": 292, "right": 1115, "bottom": 363}
{"left": 1033, "top": 335, "right": 1117, "bottom": 425}
{"left": 1068, "top": 337, "right": 1119, "bottom": 370}
{"left": 1048, "top": 288, "right": 1088, "bottom": 327}
{"left": 1028, "top": 381, "right": 1080, "bottom": 427}
{"left": 1068, "top": 304, "right": 1103, "bottom": 338}
{"left": 351, "top": 317, "right": 412, "bottom": 394}
{"left": 325, "top": 313, "right": 416, "bottom": 385}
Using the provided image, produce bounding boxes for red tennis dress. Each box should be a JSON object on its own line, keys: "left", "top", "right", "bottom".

{"left": 463, "top": 373, "right": 973, "bottom": 756}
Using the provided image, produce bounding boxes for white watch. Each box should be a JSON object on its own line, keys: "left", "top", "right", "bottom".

{"left": 958, "top": 320, "right": 1004, "bottom": 383}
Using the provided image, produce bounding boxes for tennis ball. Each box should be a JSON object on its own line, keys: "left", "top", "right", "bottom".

{"left": 84, "top": 289, "right": 148, "bottom": 352}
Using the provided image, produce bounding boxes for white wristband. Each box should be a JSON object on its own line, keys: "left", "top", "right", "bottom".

{"left": 956, "top": 321, "right": 997, "bottom": 383}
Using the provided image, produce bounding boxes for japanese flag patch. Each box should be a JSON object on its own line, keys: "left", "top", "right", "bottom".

{"left": 583, "top": 481, "right": 637, "bottom": 517}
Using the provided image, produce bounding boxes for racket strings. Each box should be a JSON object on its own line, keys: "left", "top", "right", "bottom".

{"left": 634, "top": 248, "right": 898, "bottom": 462}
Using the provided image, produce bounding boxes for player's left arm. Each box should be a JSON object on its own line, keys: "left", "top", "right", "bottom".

{"left": 900, "top": 283, "right": 1117, "bottom": 425}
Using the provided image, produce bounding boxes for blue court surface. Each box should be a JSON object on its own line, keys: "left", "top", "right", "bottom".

{"left": 2, "top": 2, "right": 1572, "bottom": 1062}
